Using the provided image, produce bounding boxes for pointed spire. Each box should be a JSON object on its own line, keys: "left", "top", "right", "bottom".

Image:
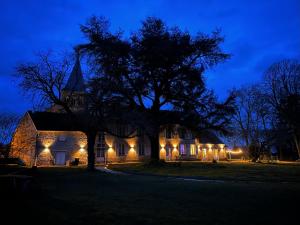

{"left": 63, "top": 51, "right": 85, "bottom": 92}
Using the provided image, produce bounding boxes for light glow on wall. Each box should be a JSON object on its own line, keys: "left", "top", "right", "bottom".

{"left": 42, "top": 136, "right": 56, "bottom": 148}
{"left": 227, "top": 149, "right": 243, "bottom": 154}
{"left": 108, "top": 146, "right": 114, "bottom": 152}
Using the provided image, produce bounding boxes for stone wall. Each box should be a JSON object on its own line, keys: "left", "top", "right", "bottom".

{"left": 36, "top": 131, "right": 87, "bottom": 165}
{"left": 96, "top": 132, "right": 226, "bottom": 163}
{"left": 10, "top": 113, "right": 37, "bottom": 166}
{"left": 95, "top": 134, "right": 151, "bottom": 163}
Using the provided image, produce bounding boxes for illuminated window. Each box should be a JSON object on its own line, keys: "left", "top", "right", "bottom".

{"left": 202, "top": 148, "right": 207, "bottom": 159}
{"left": 190, "top": 144, "right": 196, "bottom": 155}
{"left": 180, "top": 144, "right": 186, "bottom": 155}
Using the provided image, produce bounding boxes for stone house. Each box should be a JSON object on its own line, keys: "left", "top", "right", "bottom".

{"left": 10, "top": 56, "right": 227, "bottom": 166}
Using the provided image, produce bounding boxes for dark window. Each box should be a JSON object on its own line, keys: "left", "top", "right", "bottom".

{"left": 178, "top": 128, "right": 185, "bottom": 139}
{"left": 166, "top": 146, "right": 172, "bottom": 156}
{"left": 96, "top": 132, "right": 105, "bottom": 157}
{"left": 119, "top": 125, "right": 127, "bottom": 136}
{"left": 137, "top": 128, "right": 143, "bottom": 136}
{"left": 117, "top": 143, "right": 125, "bottom": 156}
{"left": 166, "top": 128, "right": 172, "bottom": 139}
{"left": 138, "top": 143, "right": 145, "bottom": 156}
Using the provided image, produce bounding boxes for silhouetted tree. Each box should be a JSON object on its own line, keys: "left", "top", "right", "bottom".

{"left": 0, "top": 113, "right": 19, "bottom": 158}
{"left": 78, "top": 16, "right": 235, "bottom": 160}
{"left": 264, "top": 59, "right": 300, "bottom": 159}
{"left": 231, "top": 85, "right": 272, "bottom": 160}
{"left": 15, "top": 51, "right": 138, "bottom": 170}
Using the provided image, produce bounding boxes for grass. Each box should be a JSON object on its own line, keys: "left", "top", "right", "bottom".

{"left": 0, "top": 164, "right": 26, "bottom": 175}
{"left": 109, "top": 161, "right": 300, "bottom": 182}
{"left": 1, "top": 166, "right": 300, "bottom": 225}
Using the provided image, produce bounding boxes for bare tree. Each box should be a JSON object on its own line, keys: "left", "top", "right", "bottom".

{"left": 0, "top": 113, "right": 19, "bottom": 158}
{"left": 231, "top": 84, "right": 271, "bottom": 160}
{"left": 15, "top": 51, "right": 138, "bottom": 170}
{"left": 15, "top": 51, "right": 72, "bottom": 112}
{"left": 264, "top": 59, "right": 300, "bottom": 159}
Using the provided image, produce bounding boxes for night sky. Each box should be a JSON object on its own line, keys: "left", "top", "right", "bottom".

{"left": 1, "top": 0, "right": 299, "bottom": 114}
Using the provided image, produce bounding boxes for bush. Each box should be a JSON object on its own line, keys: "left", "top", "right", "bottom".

{"left": 70, "top": 158, "right": 79, "bottom": 166}
{"left": 0, "top": 158, "right": 25, "bottom": 166}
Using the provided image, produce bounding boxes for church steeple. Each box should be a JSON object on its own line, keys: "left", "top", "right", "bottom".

{"left": 63, "top": 52, "right": 85, "bottom": 93}
{"left": 61, "top": 52, "right": 86, "bottom": 112}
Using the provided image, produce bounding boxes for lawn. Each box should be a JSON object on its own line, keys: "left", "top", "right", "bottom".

{"left": 109, "top": 161, "right": 300, "bottom": 182}
{"left": 0, "top": 164, "right": 26, "bottom": 175}
{"left": 2, "top": 166, "right": 300, "bottom": 225}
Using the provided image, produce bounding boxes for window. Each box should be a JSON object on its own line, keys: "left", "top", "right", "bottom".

{"left": 137, "top": 128, "right": 143, "bottom": 136}
{"left": 166, "top": 128, "right": 172, "bottom": 139}
{"left": 117, "top": 143, "right": 125, "bottom": 156}
{"left": 119, "top": 125, "right": 128, "bottom": 136}
{"left": 178, "top": 128, "right": 186, "bottom": 139}
{"left": 185, "top": 131, "right": 192, "bottom": 139}
{"left": 138, "top": 143, "right": 145, "bottom": 156}
{"left": 96, "top": 132, "right": 105, "bottom": 157}
{"left": 58, "top": 136, "right": 66, "bottom": 141}
{"left": 166, "top": 146, "right": 172, "bottom": 156}
{"left": 180, "top": 144, "right": 186, "bottom": 155}
{"left": 190, "top": 144, "right": 196, "bottom": 155}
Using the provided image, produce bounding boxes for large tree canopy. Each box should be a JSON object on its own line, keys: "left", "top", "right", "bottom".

{"left": 79, "top": 16, "right": 235, "bottom": 160}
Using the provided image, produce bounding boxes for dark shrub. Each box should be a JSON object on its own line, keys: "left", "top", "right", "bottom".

{"left": 71, "top": 158, "right": 80, "bottom": 166}
{"left": 0, "top": 158, "right": 25, "bottom": 166}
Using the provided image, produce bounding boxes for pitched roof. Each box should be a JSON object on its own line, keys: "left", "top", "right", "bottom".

{"left": 197, "top": 131, "right": 222, "bottom": 144}
{"left": 28, "top": 111, "right": 82, "bottom": 131}
{"left": 63, "top": 55, "right": 85, "bottom": 92}
{"left": 28, "top": 111, "right": 223, "bottom": 144}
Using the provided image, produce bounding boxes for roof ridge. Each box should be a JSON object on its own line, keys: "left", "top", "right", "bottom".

{"left": 63, "top": 54, "right": 85, "bottom": 92}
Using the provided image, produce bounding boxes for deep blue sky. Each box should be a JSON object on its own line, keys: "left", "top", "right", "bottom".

{"left": 1, "top": 0, "right": 299, "bottom": 114}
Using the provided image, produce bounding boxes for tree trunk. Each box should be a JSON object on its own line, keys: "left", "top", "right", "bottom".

{"left": 149, "top": 133, "right": 160, "bottom": 161}
{"left": 86, "top": 131, "right": 97, "bottom": 171}
{"left": 292, "top": 133, "right": 300, "bottom": 160}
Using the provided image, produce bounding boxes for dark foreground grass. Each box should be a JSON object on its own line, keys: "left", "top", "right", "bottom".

{"left": 109, "top": 161, "right": 300, "bottom": 182}
{"left": 2, "top": 167, "right": 300, "bottom": 225}
{"left": 0, "top": 164, "right": 26, "bottom": 175}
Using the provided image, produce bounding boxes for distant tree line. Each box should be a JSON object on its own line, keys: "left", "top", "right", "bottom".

{"left": 230, "top": 59, "right": 300, "bottom": 161}
{"left": 0, "top": 113, "right": 19, "bottom": 158}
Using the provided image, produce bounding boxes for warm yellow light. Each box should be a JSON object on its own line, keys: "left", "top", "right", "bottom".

{"left": 129, "top": 147, "right": 135, "bottom": 151}
{"left": 42, "top": 137, "right": 55, "bottom": 148}
{"left": 79, "top": 147, "right": 85, "bottom": 152}
{"left": 108, "top": 147, "right": 113, "bottom": 152}
{"left": 227, "top": 149, "right": 243, "bottom": 154}
{"left": 44, "top": 147, "right": 50, "bottom": 153}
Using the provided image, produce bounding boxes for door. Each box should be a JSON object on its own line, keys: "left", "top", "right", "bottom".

{"left": 55, "top": 152, "right": 66, "bottom": 165}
